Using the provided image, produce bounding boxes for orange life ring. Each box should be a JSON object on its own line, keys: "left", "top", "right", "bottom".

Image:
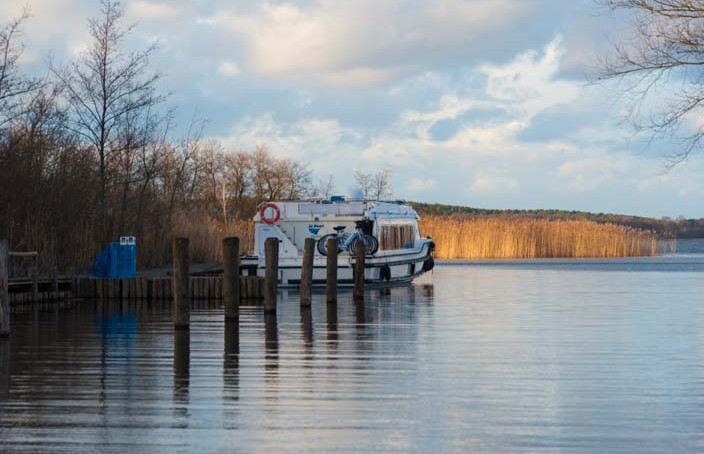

{"left": 259, "top": 202, "right": 281, "bottom": 224}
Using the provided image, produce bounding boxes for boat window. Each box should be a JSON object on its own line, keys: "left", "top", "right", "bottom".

{"left": 379, "top": 224, "right": 415, "bottom": 250}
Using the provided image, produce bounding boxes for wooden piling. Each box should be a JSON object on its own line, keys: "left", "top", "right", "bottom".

{"left": 31, "top": 265, "right": 39, "bottom": 303}
{"left": 301, "top": 306, "right": 313, "bottom": 347}
{"left": 353, "top": 240, "right": 365, "bottom": 302}
{"left": 51, "top": 266, "right": 59, "bottom": 301}
{"left": 0, "top": 240, "right": 9, "bottom": 338}
{"left": 264, "top": 237, "right": 278, "bottom": 313}
{"left": 325, "top": 237, "right": 338, "bottom": 304}
{"left": 0, "top": 341, "right": 8, "bottom": 397}
{"left": 173, "top": 329, "right": 190, "bottom": 398}
{"left": 223, "top": 237, "right": 240, "bottom": 320}
{"left": 173, "top": 237, "right": 190, "bottom": 329}
{"left": 224, "top": 320, "right": 239, "bottom": 357}
{"left": 300, "top": 238, "right": 314, "bottom": 307}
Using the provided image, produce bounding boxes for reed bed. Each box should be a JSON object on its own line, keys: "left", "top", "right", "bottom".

{"left": 420, "top": 216, "right": 660, "bottom": 259}
{"left": 172, "top": 216, "right": 255, "bottom": 263}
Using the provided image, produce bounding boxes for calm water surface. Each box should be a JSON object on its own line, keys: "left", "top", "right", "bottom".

{"left": 2, "top": 252, "right": 704, "bottom": 453}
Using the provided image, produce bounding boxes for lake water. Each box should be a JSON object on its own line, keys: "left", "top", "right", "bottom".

{"left": 2, "top": 245, "right": 704, "bottom": 453}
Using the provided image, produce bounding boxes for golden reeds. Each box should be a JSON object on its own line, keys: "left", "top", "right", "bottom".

{"left": 169, "top": 215, "right": 255, "bottom": 263}
{"left": 420, "top": 216, "right": 660, "bottom": 259}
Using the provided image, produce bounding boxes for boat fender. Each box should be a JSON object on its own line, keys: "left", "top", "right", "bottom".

{"left": 380, "top": 264, "right": 391, "bottom": 281}
{"left": 422, "top": 256, "right": 434, "bottom": 272}
{"left": 259, "top": 202, "right": 281, "bottom": 224}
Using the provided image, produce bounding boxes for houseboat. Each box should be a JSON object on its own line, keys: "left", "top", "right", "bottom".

{"left": 242, "top": 196, "right": 435, "bottom": 287}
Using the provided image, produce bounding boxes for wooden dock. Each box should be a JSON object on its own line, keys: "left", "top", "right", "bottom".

{"left": 6, "top": 275, "right": 264, "bottom": 305}
{"left": 74, "top": 276, "right": 263, "bottom": 302}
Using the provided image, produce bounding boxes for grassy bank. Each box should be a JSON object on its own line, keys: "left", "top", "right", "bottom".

{"left": 419, "top": 216, "right": 662, "bottom": 259}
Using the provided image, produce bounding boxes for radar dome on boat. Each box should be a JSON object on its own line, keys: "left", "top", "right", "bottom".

{"left": 346, "top": 187, "right": 365, "bottom": 201}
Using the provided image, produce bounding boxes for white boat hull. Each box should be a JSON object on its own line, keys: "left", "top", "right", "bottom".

{"left": 241, "top": 242, "right": 434, "bottom": 288}
{"left": 248, "top": 198, "right": 435, "bottom": 288}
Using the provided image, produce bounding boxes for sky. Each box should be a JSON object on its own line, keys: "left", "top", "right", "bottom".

{"left": 2, "top": 0, "right": 704, "bottom": 218}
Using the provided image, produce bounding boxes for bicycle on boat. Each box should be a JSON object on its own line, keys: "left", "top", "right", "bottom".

{"left": 316, "top": 222, "right": 379, "bottom": 256}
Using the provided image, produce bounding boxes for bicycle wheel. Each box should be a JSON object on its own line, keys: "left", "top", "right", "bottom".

{"left": 316, "top": 234, "right": 337, "bottom": 256}
{"left": 364, "top": 234, "right": 379, "bottom": 254}
{"left": 348, "top": 234, "right": 379, "bottom": 255}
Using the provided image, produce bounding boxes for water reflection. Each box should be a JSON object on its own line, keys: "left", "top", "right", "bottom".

{"left": 173, "top": 329, "right": 190, "bottom": 403}
{"left": 222, "top": 348, "right": 240, "bottom": 430}
{"left": 2, "top": 262, "right": 704, "bottom": 453}
{"left": 224, "top": 320, "right": 239, "bottom": 358}
{"left": 300, "top": 306, "right": 313, "bottom": 348}
{"left": 0, "top": 341, "right": 9, "bottom": 397}
{"left": 264, "top": 312, "right": 278, "bottom": 370}
{"left": 421, "top": 283, "right": 434, "bottom": 298}
{"left": 326, "top": 301, "right": 338, "bottom": 339}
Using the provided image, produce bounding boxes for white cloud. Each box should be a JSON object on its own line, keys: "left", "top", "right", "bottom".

{"left": 557, "top": 156, "right": 622, "bottom": 192}
{"left": 321, "top": 67, "right": 401, "bottom": 88}
{"left": 407, "top": 178, "right": 437, "bottom": 193}
{"left": 0, "top": 0, "right": 88, "bottom": 62}
{"left": 470, "top": 172, "right": 520, "bottom": 195}
{"left": 202, "top": 24, "right": 704, "bottom": 216}
{"left": 482, "top": 36, "right": 581, "bottom": 117}
{"left": 220, "top": 114, "right": 362, "bottom": 167}
{"left": 126, "top": 1, "right": 183, "bottom": 20}
{"left": 206, "top": 0, "right": 538, "bottom": 86}
{"left": 214, "top": 37, "right": 602, "bottom": 203}
{"left": 218, "top": 60, "right": 241, "bottom": 76}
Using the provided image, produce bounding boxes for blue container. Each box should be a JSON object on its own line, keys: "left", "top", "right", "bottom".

{"left": 118, "top": 242, "right": 136, "bottom": 278}
{"left": 94, "top": 238, "right": 137, "bottom": 278}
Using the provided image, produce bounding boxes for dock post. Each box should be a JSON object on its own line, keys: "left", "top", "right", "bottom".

{"left": 264, "top": 237, "right": 278, "bottom": 313}
{"left": 353, "top": 240, "right": 365, "bottom": 302}
{"left": 173, "top": 237, "right": 190, "bottom": 330}
{"left": 300, "top": 238, "right": 314, "bottom": 307}
{"left": 0, "top": 340, "right": 8, "bottom": 397}
{"left": 31, "top": 265, "right": 38, "bottom": 303}
{"left": 51, "top": 266, "right": 59, "bottom": 301}
{"left": 224, "top": 319, "right": 239, "bottom": 358}
{"left": 0, "top": 240, "right": 9, "bottom": 338}
{"left": 325, "top": 237, "right": 338, "bottom": 304}
{"left": 173, "top": 329, "right": 190, "bottom": 400}
{"left": 223, "top": 237, "right": 240, "bottom": 321}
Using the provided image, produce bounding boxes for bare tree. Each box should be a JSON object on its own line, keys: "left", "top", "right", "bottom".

{"left": 224, "top": 151, "right": 253, "bottom": 200}
{"left": 373, "top": 167, "right": 393, "bottom": 200}
{"left": 0, "top": 9, "right": 40, "bottom": 126}
{"left": 354, "top": 168, "right": 393, "bottom": 200}
{"left": 51, "top": 0, "right": 164, "bottom": 243}
{"left": 595, "top": 0, "right": 704, "bottom": 165}
{"left": 353, "top": 170, "right": 373, "bottom": 199}
{"left": 307, "top": 174, "right": 336, "bottom": 199}
{"left": 199, "top": 140, "right": 231, "bottom": 223}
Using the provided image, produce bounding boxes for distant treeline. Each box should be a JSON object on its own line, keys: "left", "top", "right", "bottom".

{"left": 410, "top": 202, "right": 704, "bottom": 239}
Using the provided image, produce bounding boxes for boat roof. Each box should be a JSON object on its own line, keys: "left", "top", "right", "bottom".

{"left": 255, "top": 199, "right": 420, "bottom": 222}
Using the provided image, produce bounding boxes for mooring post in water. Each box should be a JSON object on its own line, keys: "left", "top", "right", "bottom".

{"left": 51, "top": 266, "right": 59, "bottom": 301}
{"left": 223, "top": 237, "right": 240, "bottom": 321}
{"left": 31, "top": 265, "right": 38, "bottom": 303}
{"left": 173, "top": 237, "right": 190, "bottom": 330}
{"left": 173, "top": 329, "right": 190, "bottom": 400}
{"left": 326, "top": 237, "right": 338, "bottom": 305}
{"left": 224, "top": 319, "right": 239, "bottom": 358}
{"left": 300, "top": 238, "right": 314, "bottom": 307}
{"left": 0, "top": 340, "right": 9, "bottom": 397}
{"left": 0, "top": 240, "right": 9, "bottom": 338}
{"left": 353, "top": 240, "right": 365, "bottom": 303}
{"left": 264, "top": 237, "right": 278, "bottom": 313}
